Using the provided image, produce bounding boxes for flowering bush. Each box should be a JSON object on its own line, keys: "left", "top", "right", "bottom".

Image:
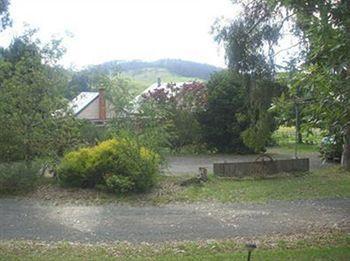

{"left": 140, "top": 81, "right": 207, "bottom": 152}
{"left": 141, "top": 81, "right": 207, "bottom": 111}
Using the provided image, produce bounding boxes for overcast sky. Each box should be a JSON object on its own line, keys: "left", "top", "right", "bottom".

{"left": 0, "top": 0, "right": 240, "bottom": 69}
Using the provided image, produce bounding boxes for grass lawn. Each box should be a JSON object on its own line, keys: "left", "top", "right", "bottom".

{"left": 271, "top": 126, "right": 322, "bottom": 147}
{"left": 5, "top": 166, "right": 348, "bottom": 205}
{"left": 268, "top": 126, "right": 322, "bottom": 155}
{"left": 0, "top": 232, "right": 349, "bottom": 260}
{"left": 267, "top": 143, "right": 319, "bottom": 154}
{"left": 158, "top": 166, "right": 350, "bottom": 204}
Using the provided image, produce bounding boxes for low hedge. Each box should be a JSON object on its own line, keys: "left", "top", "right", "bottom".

{"left": 57, "top": 139, "right": 160, "bottom": 193}
{"left": 0, "top": 161, "right": 40, "bottom": 194}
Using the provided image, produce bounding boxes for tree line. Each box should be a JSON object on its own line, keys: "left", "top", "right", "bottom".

{"left": 0, "top": 0, "right": 349, "bottom": 170}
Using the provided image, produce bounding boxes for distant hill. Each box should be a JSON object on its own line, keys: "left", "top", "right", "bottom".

{"left": 66, "top": 59, "right": 222, "bottom": 98}
{"left": 122, "top": 68, "right": 199, "bottom": 87}
{"left": 92, "top": 59, "right": 222, "bottom": 81}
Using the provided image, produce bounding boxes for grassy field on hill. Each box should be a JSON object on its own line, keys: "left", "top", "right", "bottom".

{"left": 122, "top": 68, "right": 201, "bottom": 94}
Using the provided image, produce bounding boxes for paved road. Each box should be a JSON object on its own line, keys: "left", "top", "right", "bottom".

{"left": 0, "top": 198, "right": 349, "bottom": 243}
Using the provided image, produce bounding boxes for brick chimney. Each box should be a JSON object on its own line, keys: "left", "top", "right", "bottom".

{"left": 98, "top": 87, "right": 106, "bottom": 121}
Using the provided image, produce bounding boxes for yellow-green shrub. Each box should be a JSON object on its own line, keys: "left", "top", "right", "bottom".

{"left": 57, "top": 139, "right": 160, "bottom": 193}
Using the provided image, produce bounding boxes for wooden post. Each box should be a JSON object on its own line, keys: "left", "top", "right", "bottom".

{"left": 341, "top": 124, "right": 350, "bottom": 170}
{"left": 294, "top": 100, "right": 299, "bottom": 159}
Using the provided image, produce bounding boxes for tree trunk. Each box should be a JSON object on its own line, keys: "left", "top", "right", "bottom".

{"left": 341, "top": 126, "right": 350, "bottom": 171}
{"left": 296, "top": 126, "right": 303, "bottom": 144}
{"left": 295, "top": 86, "right": 303, "bottom": 144}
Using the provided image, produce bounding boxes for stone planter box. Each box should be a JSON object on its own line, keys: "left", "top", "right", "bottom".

{"left": 213, "top": 158, "right": 309, "bottom": 178}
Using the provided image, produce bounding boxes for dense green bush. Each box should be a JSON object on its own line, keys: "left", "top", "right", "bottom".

{"left": 197, "top": 71, "right": 251, "bottom": 153}
{"left": 79, "top": 120, "right": 108, "bottom": 145}
{"left": 104, "top": 174, "right": 134, "bottom": 194}
{"left": 57, "top": 139, "right": 160, "bottom": 193}
{"left": 0, "top": 161, "right": 40, "bottom": 194}
{"left": 199, "top": 70, "right": 282, "bottom": 153}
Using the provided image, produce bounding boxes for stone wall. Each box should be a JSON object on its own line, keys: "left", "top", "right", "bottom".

{"left": 214, "top": 158, "right": 309, "bottom": 178}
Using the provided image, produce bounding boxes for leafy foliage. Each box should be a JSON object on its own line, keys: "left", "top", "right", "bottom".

{"left": 211, "top": 1, "right": 286, "bottom": 152}
{"left": 320, "top": 135, "right": 343, "bottom": 162}
{"left": 139, "top": 81, "right": 207, "bottom": 152}
{"left": 0, "top": 30, "right": 81, "bottom": 162}
{"left": 0, "top": 0, "right": 11, "bottom": 32}
{"left": 198, "top": 71, "right": 250, "bottom": 153}
{"left": 57, "top": 139, "right": 160, "bottom": 193}
{"left": 0, "top": 161, "right": 41, "bottom": 194}
{"left": 213, "top": 0, "right": 350, "bottom": 162}
{"left": 233, "top": 0, "right": 350, "bottom": 167}
{"left": 272, "top": 126, "right": 322, "bottom": 147}
{"left": 199, "top": 70, "right": 281, "bottom": 153}
{"left": 241, "top": 112, "right": 274, "bottom": 152}
{"left": 79, "top": 120, "right": 108, "bottom": 146}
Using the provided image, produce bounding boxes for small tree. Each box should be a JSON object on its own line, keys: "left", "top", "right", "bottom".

{"left": 0, "top": 30, "right": 80, "bottom": 162}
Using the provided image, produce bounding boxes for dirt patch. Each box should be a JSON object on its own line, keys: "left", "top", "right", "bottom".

{"left": 25, "top": 183, "right": 115, "bottom": 205}
{"left": 22, "top": 178, "right": 185, "bottom": 206}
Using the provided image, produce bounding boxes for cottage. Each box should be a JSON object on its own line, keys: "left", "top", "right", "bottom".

{"left": 69, "top": 88, "right": 114, "bottom": 124}
{"left": 69, "top": 79, "right": 192, "bottom": 122}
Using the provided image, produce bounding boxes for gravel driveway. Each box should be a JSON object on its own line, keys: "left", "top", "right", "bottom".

{"left": 1, "top": 198, "right": 349, "bottom": 243}
{"left": 164, "top": 151, "right": 335, "bottom": 176}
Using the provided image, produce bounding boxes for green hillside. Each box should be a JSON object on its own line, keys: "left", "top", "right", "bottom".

{"left": 122, "top": 67, "right": 201, "bottom": 94}
{"left": 99, "top": 59, "right": 221, "bottom": 80}
{"left": 66, "top": 59, "right": 219, "bottom": 97}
